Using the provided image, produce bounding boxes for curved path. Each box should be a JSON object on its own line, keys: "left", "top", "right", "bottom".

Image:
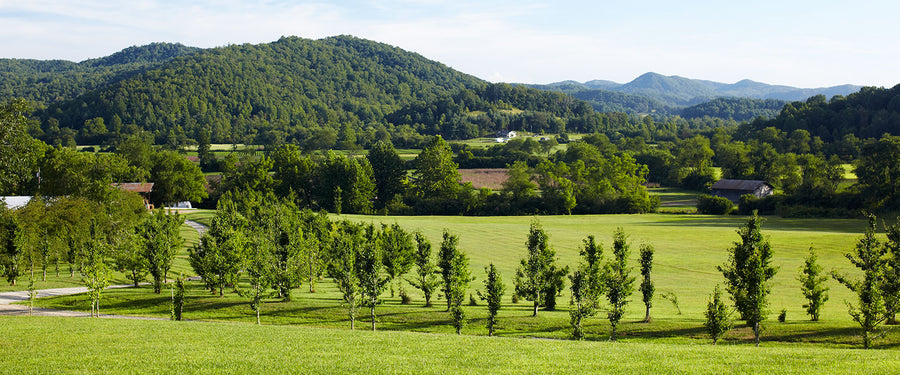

{"left": 0, "top": 219, "right": 209, "bottom": 318}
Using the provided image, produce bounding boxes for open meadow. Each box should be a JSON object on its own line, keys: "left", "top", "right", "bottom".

{"left": 26, "top": 211, "right": 900, "bottom": 350}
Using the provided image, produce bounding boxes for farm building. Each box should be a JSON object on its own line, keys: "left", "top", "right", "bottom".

{"left": 113, "top": 182, "right": 155, "bottom": 209}
{"left": 0, "top": 196, "right": 32, "bottom": 210}
{"left": 710, "top": 179, "right": 773, "bottom": 202}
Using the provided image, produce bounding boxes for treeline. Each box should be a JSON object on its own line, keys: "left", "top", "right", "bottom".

{"left": 212, "top": 135, "right": 657, "bottom": 215}
{"left": 680, "top": 97, "right": 787, "bottom": 121}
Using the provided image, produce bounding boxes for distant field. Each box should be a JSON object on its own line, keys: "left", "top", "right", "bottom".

{"left": 458, "top": 168, "right": 509, "bottom": 190}
{"left": 3, "top": 316, "right": 900, "bottom": 374}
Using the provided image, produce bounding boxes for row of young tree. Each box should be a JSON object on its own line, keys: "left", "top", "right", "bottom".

{"left": 0, "top": 191, "right": 184, "bottom": 315}
{"left": 705, "top": 212, "right": 900, "bottom": 349}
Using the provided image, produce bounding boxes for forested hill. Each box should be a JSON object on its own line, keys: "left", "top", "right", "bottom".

{"left": 25, "top": 36, "right": 636, "bottom": 147}
{"left": 0, "top": 43, "right": 200, "bottom": 104}
{"left": 681, "top": 97, "right": 787, "bottom": 122}
{"left": 744, "top": 85, "right": 900, "bottom": 142}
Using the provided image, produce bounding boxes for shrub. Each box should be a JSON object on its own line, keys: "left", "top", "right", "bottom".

{"left": 778, "top": 309, "right": 787, "bottom": 323}
{"left": 697, "top": 194, "right": 734, "bottom": 215}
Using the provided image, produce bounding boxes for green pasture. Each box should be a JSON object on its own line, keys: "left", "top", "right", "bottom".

{"left": 2, "top": 316, "right": 899, "bottom": 374}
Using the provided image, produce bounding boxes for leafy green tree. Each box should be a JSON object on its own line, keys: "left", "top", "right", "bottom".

{"left": 0, "top": 206, "right": 22, "bottom": 285}
{"left": 569, "top": 235, "right": 605, "bottom": 340}
{"left": 113, "top": 228, "right": 147, "bottom": 287}
{"left": 480, "top": 263, "right": 505, "bottom": 336}
{"left": 639, "top": 244, "right": 655, "bottom": 323}
{"left": 357, "top": 225, "right": 391, "bottom": 331}
{"left": 438, "top": 230, "right": 460, "bottom": 311}
{"left": 149, "top": 149, "right": 208, "bottom": 204}
{"left": 884, "top": 220, "right": 900, "bottom": 324}
{"left": 855, "top": 136, "right": 900, "bottom": 207}
{"left": 367, "top": 140, "right": 407, "bottom": 210}
{"left": 605, "top": 228, "right": 636, "bottom": 341}
{"left": 514, "top": 220, "right": 564, "bottom": 317}
{"left": 718, "top": 211, "right": 777, "bottom": 346}
{"left": 81, "top": 221, "right": 111, "bottom": 317}
{"left": 832, "top": 216, "right": 888, "bottom": 349}
{"left": 265, "top": 199, "right": 305, "bottom": 302}
{"left": 271, "top": 144, "right": 315, "bottom": 206}
{"left": 140, "top": 209, "right": 185, "bottom": 293}
{"left": 379, "top": 223, "right": 415, "bottom": 298}
{"left": 448, "top": 245, "right": 472, "bottom": 334}
{"left": 220, "top": 154, "right": 274, "bottom": 197}
{"left": 413, "top": 135, "right": 461, "bottom": 199}
{"left": 797, "top": 247, "right": 829, "bottom": 321}
{"left": 171, "top": 277, "right": 185, "bottom": 321}
{"left": 328, "top": 221, "right": 363, "bottom": 329}
{"left": 705, "top": 285, "right": 732, "bottom": 345}
{"left": 501, "top": 160, "right": 537, "bottom": 201}
{"left": 240, "top": 224, "right": 277, "bottom": 325}
{"left": 189, "top": 196, "right": 247, "bottom": 296}
{"left": 408, "top": 231, "right": 439, "bottom": 307}
{"left": 0, "top": 99, "right": 45, "bottom": 195}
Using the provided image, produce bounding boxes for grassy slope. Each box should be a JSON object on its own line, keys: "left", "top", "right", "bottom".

{"left": 2, "top": 316, "right": 899, "bottom": 374}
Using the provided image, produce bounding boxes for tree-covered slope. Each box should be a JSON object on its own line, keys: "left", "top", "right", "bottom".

{"left": 38, "top": 36, "right": 490, "bottom": 144}
{"left": 680, "top": 97, "right": 787, "bottom": 121}
{"left": 0, "top": 43, "right": 200, "bottom": 104}
{"left": 746, "top": 85, "right": 900, "bottom": 141}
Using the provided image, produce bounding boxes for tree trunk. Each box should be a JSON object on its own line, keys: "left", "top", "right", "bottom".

{"left": 371, "top": 303, "right": 376, "bottom": 331}
{"left": 255, "top": 284, "right": 261, "bottom": 325}
{"left": 133, "top": 271, "right": 139, "bottom": 287}
{"left": 350, "top": 316, "right": 355, "bottom": 330}
{"left": 42, "top": 268, "right": 46, "bottom": 281}
{"left": 644, "top": 305, "right": 652, "bottom": 323}
{"left": 754, "top": 322, "right": 760, "bottom": 347}
{"left": 610, "top": 324, "right": 617, "bottom": 341}
{"left": 533, "top": 301, "right": 539, "bottom": 317}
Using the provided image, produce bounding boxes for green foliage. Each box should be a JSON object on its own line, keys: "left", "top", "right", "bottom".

{"left": 413, "top": 136, "right": 461, "bottom": 199}
{"left": 140, "top": 209, "right": 185, "bottom": 294}
{"left": 328, "top": 221, "right": 363, "bottom": 329}
{"left": 0, "top": 99, "right": 45, "bottom": 195}
{"left": 357, "top": 225, "right": 391, "bottom": 331}
{"left": 832, "top": 216, "right": 888, "bottom": 349}
{"left": 149, "top": 150, "right": 208, "bottom": 204}
{"left": 697, "top": 195, "right": 734, "bottom": 215}
{"left": 447, "top": 244, "right": 472, "bottom": 334}
{"left": 605, "top": 228, "right": 636, "bottom": 341}
{"left": 378, "top": 223, "right": 415, "bottom": 298}
{"left": 480, "top": 263, "right": 505, "bottom": 336}
{"left": 367, "top": 141, "right": 407, "bottom": 210}
{"left": 705, "top": 285, "right": 732, "bottom": 345}
{"left": 514, "top": 220, "right": 563, "bottom": 317}
{"left": 798, "top": 247, "right": 829, "bottom": 321}
{"left": 855, "top": 136, "right": 900, "bottom": 208}
{"left": 172, "top": 277, "right": 185, "bottom": 321}
{"left": 407, "top": 232, "right": 439, "bottom": 307}
{"left": 884, "top": 220, "right": 900, "bottom": 324}
{"left": 682, "top": 97, "right": 787, "bottom": 121}
{"left": 639, "top": 244, "right": 655, "bottom": 323}
{"left": 718, "top": 211, "right": 777, "bottom": 346}
{"left": 569, "top": 235, "right": 605, "bottom": 340}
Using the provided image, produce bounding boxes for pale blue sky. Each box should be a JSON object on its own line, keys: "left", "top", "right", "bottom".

{"left": 1, "top": 0, "right": 897, "bottom": 87}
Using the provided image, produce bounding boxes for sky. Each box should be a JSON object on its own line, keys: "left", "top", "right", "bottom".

{"left": 1, "top": 0, "right": 897, "bottom": 88}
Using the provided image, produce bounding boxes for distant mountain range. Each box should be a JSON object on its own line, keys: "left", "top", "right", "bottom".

{"left": 526, "top": 72, "right": 864, "bottom": 120}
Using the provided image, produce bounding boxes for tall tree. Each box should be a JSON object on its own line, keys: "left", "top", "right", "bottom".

{"left": 438, "top": 230, "right": 459, "bottom": 311}
{"left": 605, "top": 228, "right": 636, "bottom": 341}
{"left": 367, "top": 140, "right": 406, "bottom": 209}
{"left": 113, "top": 228, "right": 147, "bottom": 287}
{"left": 718, "top": 210, "right": 777, "bottom": 346}
{"left": 480, "top": 263, "right": 505, "bottom": 337}
{"left": 241, "top": 223, "right": 277, "bottom": 325}
{"left": 855, "top": 136, "right": 900, "bottom": 207}
{"left": 149, "top": 150, "right": 208, "bottom": 205}
{"left": 81, "top": 221, "right": 111, "bottom": 317}
{"left": 358, "top": 225, "right": 390, "bottom": 331}
{"left": 0, "top": 205, "right": 22, "bottom": 285}
{"left": 883, "top": 220, "right": 900, "bottom": 325}
{"left": 408, "top": 231, "right": 439, "bottom": 307}
{"left": 797, "top": 247, "right": 829, "bottom": 321}
{"left": 413, "top": 135, "right": 461, "bottom": 199}
{"left": 140, "top": 209, "right": 185, "bottom": 294}
{"left": 448, "top": 246, "right": 472, "bottom": 334}
{"left": 0, "top": 99, "right": 45, "bottom": 195}
{"left": 328, "top": 221, "right": 362, "bottom": 329}
{"left": 639, "top": 243, "right": 655, "bottom": 323}
{"left": 379, "top": 223, "right": 415, "bottom": 298}
{"left": 514, "top": 220, "right": 562, "bottom": 317}
{"left": 568, "top": 235, "right": 605, "bottom": 340}
{"left": 832, "top": 216, "right": 888, "bottom": 349}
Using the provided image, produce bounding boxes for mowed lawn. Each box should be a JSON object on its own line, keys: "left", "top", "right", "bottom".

{"left": 4, "top": 316, "right": 900, "bottom": 374}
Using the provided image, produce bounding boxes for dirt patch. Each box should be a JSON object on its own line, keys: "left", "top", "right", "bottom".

{"left": 458, "top": 168, "right": 508, "bottom": 190}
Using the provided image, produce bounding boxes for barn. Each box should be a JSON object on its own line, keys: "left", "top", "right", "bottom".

{"left": 710, "top": 179, "right": 774, "bottom": 203}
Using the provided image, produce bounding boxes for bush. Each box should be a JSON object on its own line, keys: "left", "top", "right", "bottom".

{"left": 697, "top": 194, "right": 734, "bottom": 215}
{"left": 778, "top": 309, "right": 787, "bottom": 323}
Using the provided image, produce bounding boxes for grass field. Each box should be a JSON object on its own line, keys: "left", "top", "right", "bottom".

{"left": 3, "top": 316, "right": 900, "bottom": 374}
{"left": 26, "top": 211, "right": 900, "bottom": 349}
